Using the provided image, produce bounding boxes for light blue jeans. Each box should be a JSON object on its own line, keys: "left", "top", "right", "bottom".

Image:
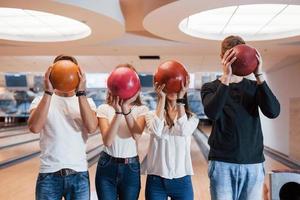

{"left": 208, "top": 161, "right": 265, "bottom": 200}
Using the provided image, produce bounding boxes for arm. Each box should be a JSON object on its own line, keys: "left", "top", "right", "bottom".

{"left": 77, "top": 67, "right": 98, "bottom": 133}
{"left": 145, "top": 111, "right": 164, "bottom": 137}
{"left": 201, "top": 49, "right": 236, "bottom": 120}
{"left": 28, "top": 95, "right": 51, "bottom": 133}
{"left": 254, "top": 51, "right": 280, "bottom": 118}
{"left": 28, "top": 66, "right": 53, "bottom": 133}
{"left": 173, "top": 115, "right": 199, "bottom": 136}
{"left": 122, "top": 92, "right": 147, "bottom": 135}
{"left": 176, "top": 76, "right": 189, "bottom": 119}
{"left": 98, "top": 114, "right": 122, "bottom": 147}
{"left": 98, "top": 96, "right": 122, "bottom": 147}
{"left": 144, "top": 83, "right": 166, "bottom": 137}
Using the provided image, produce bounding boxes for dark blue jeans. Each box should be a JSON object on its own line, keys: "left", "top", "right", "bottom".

{"left": 145, "top": 175, "right": 194, "bottom": 200}
{"left": 35, "top": 171, "right": 90, "bottom": 200}
{"left": 95, "top": 152, "right": 141, "bottom": 200}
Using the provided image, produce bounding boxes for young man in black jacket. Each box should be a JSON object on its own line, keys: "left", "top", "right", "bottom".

{"left": 201, "top": 35, "right": 280, "bottom": 200}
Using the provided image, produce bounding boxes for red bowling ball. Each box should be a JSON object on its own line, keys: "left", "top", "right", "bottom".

{"left": 107, "top": 67, "right": 141, "bottom": 100}
{"left": 154, "top": 60, "right": 188, "bottom": 93}
{"left": 232, "top": 44, "right": 258, "bottom": 76}
{"left": 50, "top": 60, "right": 79, "bottom": 92}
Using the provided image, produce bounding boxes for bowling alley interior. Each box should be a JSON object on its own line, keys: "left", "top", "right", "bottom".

{"left": 0, "top": 0, "right": 300, "bottom": 200}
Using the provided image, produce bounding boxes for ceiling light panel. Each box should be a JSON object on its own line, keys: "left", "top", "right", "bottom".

{"left": 179, "top": 4, "right": 300, "bottom": 41}
{"left": 0, "top": 8, "right": 91, "bottom": 42}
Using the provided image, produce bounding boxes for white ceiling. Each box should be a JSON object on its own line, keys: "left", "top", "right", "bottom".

{"left": 0, "top": 0, "right": 299, "bottom": 74}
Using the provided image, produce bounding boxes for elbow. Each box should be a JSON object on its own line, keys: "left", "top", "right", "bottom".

{"left": 204, "top": 108, "right": 219, "bottom": 121}
{"left": 28, "top": 125, "right": 40, "bottom": 134}
{"left": 265, "top": 104, "right": 281, "bottom": 119}
{"left": 103, "top": 138, "right": 113, "bottom": 147}
{"left": 266, "top": 110, "right": 280, "bottom": 119}
{"left": 87, "top": 125, "right": 98, "bottom": 134}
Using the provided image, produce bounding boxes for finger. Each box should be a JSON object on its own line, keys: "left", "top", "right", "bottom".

{"left": 186, "top": 76, "right": 190, "bottom": 86}
{"left": 224, "top": 50, "right": 236, "bottom": 64}
{"left": 78, "top": 66, "right": 86, "bottom": 79}
{"left": 255, "top": 49, "right": 261, "bottom": 57}
{"left": 227, "top": 56, "right": 237, "bottom": 66}
{"left": 223, "top": 48, "right": 234, "bottom": 60}
{"left": 77, "top": 71, "right": 82, "bottom": 79}
{"left": 45, "top": 66, "right": 53, "bottom": 78}
{"left": 181, "top": 80, "right": 185, "bottom": 89}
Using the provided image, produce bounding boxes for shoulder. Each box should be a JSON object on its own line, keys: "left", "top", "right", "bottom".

{"left": 201, "top": 79, "right": 220, "bottom": 91}
{"left": 97, "top": 103, "right": 112, "bottom": 112}
{"left": 135, "top": 105, "right": 149, "bottom": 112}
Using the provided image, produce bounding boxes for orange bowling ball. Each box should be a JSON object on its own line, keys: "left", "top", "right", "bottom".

{"left": 50, "top": 60, "right": 79, "bottom": 92}
{"left": 154, "top": 60, "right": 188, "bottom": 93}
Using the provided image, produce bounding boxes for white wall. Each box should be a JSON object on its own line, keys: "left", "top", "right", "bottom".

{"left": 261, "top": 62, "right": 300, "bottom": 157}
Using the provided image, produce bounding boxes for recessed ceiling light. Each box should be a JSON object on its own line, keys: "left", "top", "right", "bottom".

{"left": 0, "top": 7, "right": 91, "bottom": 42}
{"left": 179, "top": 4, "right": 300, "bottom": 41}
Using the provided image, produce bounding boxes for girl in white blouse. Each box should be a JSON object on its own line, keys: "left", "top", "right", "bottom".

{"left": 145, "top": 78, "right": 199, "bottom": 200}
{"left": 95, "top": 64, "right": 149, "bottom": 200}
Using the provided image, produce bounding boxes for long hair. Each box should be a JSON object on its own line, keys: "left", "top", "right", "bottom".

{"left": 164, "top": 93, "right": 193, "bottom": 128}
{"left": 106, "top": 63, "right": 142, "bottom": 106}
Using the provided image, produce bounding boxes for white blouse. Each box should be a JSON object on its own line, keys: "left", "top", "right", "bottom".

{"left": 144, "top": 110, "right": 199, "bottom": 179}
{"left": 97, "top": 104, "right": 149, "bottom": 158}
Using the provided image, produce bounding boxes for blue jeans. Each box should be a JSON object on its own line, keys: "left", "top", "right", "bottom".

{"left": 35, "top": 171, "right": 90, "bottom": 200}
{"left": 209, "top": 161, "right": 265, "bottom": 200}
{"left": 145, "top": 175, "right": 194, "bottom": 200}
{"left": 95, "top": 152, "right": 141, "bottom": 200}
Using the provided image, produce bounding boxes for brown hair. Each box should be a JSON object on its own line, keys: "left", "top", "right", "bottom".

{"left": 53, "top": 54, "right": 78, "bottom": 65}
{"left": 165, "top": 93, "right": 193, "bottom": 128}
{"left": 106, "top": 63, "right": 143, "bottom": 106}
{"left": 221, "top": 35, "right": 245, "bottom": 58}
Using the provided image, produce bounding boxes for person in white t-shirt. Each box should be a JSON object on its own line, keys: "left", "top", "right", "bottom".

{"left": 95, "top": 64, "right": 149, "bottom": 200}
{"left": 144, "top": 78, "right": 199, "bottom": 200}
{"left": 28, "top": 55, "right": 97, "bottom": 200}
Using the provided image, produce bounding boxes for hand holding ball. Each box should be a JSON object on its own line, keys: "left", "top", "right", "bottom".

{"left": 107, "top": 67, "right": 141, "bottom": 100}
{"left": 50, "top": 60, "right": 79, "bottom": 92}
{"left": 231, "top": 44, "right": 258, "bottom": 76}
{"left": 154, "top": 60, "right": 189, "bottom": 93}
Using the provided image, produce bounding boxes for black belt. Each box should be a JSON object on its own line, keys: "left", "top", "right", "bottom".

{"left": 101, "top": 151, "right": 139, "bottom": 164}
{"left": 53, "top": 168, "right": 78, "bottom": 176}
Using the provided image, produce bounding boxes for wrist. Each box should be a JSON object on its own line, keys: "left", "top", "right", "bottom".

{"left": 176, "top": 98, "right": 185, "bottom": 106}
{"left": 221, "top": 76, "right": 230, "bottom": 85}
{"left": 123, "top": 109, "right": 132, "bottom": 116}
{"left": 254, "top": 73, "right": 263, "bottom": 77}
{"left": 44, "top": 90, "right": 53, "bottom": 96}
{"left": 76, "top": 90, "right": 86, "bottom": 97}
{"left": 115, "top": 111, "right": 123, "bottom": 115}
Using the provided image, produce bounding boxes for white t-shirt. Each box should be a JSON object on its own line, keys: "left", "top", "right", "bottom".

{"left": 144, "top": 111, "right": 199, "bottom": 179}
{"left": 96, "top": 104, "right": 149, "bottom": 158}
{"left": 29, "top": 94, "right": 96, "bottom": 173}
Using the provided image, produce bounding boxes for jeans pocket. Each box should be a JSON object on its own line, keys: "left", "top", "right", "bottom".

{"left": 98, "top": 154, "right": 111, "bottom": 168}
{"left": 79, "top": 172, "right": 89, "bottom": 180}
{"left": 37, "top": 173, "right": 52, "bottom": 183}
{"left": 128, "top": 163, "right": 140, "bottom": 173}
{"left": 208, "top": 161, "right": 216, "bottom": 179}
